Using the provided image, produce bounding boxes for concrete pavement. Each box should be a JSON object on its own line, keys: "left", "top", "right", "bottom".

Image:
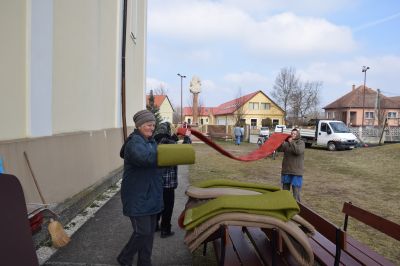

{"left": 44, "top": 166, "right": 192, "bottom": 266}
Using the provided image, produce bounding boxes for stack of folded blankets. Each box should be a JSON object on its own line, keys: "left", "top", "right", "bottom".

{"left": 179, "top": 179, "right": 315, "bottom": 266}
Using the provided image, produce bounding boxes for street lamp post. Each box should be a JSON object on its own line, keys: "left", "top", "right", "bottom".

{"left": 177, "top": 73, "right": 186, "bottom": 125}
{"left": 361, "top": 66, "right": 370, "bottom": 128}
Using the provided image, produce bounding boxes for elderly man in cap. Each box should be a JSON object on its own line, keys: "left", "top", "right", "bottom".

{"left": 117, "top": 109, "right": 163, "bottom": 266}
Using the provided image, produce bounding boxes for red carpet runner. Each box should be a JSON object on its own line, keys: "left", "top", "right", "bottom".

{"left": 177, "top": 128, "right": 289, "bottom": 162}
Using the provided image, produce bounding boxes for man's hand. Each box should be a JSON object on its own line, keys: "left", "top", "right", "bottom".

{"left": 287, "top": 137, "right": 293, "bottom": 143}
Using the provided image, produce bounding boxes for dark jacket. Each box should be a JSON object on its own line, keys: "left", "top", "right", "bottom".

{"left": 281, "top": 137, "right": 305, "bottom": 176}
{"left": 120, "top": 130, "right": 163, "bottom": 217}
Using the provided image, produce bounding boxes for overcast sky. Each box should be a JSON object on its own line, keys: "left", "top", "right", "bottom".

{"left": 146, "top": 0, "right": 400, "bottom": 110}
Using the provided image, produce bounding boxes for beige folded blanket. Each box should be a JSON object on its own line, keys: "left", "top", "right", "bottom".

{"left": 185, "top": 212, "right": 315, "bottom": 266}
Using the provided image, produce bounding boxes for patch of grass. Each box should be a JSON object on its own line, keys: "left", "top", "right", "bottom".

{"left": 95, "top": 194, "right": 108, "bottom": 201}
{"left": 189, "top": 141, "right": 400, "bottom": 264}
{"left": 90, "top": 202, "right": 100, "bottom": 208}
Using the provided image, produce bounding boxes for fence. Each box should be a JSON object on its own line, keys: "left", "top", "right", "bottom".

{"left": 349, "top": 126, "right": 400, "bottom": 143}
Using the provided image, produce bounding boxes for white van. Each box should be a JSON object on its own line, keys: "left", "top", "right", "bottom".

{"left": 281, "top": 120, "right": 358, "bottom": 151}
{"left": 274, "top": 125, "right": 287, "bottom": 133}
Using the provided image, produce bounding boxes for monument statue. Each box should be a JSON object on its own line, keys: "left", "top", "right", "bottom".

{"left": 189, "top": 76, "right": 201, "bottom": 125}
{"left": 189, "top": 76, "right": 202, "bottom": 94}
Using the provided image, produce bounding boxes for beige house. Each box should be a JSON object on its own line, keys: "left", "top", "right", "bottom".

{"left": 146, "top": 95, "right": 174, "bottom": 123}
{"left": 0, "top": 0, "right": 147, "bottom": 215}
{"left": 183, "top": 107, "right": 215, "bottom": 125}
{"left": 324, "top": 85, "right": 400, "bottom": 127}
{"left": 184, "top": 90, "right": 285, "bottom": 128}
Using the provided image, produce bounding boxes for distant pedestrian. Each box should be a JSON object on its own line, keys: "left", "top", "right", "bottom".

{"left": 279, "top": 128, "right": 305, "bottom": 202}
{"left": 117, "top": 109, "right": 162, "bottom": 266}
{"left": 154, "top": 122, "right": 179, "bottom": 238}
{"left": 240, "top": 125, "right": 244, "bottom": 142}
{"left": 234, "top": 125, "right": 242, "bottom": 145}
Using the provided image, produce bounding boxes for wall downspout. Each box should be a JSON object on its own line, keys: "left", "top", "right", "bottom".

{"left": 121, "top": 0, "right": 128, "bottom": 141}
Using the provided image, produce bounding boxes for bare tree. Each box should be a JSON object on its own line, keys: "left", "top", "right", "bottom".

{"left": 234, "top": 88, "right": 246, "bottom": 126}
{"left": 272, "top": 67, "right": 300, "bottom": 122}
{"left": 173, "top": 105, "right": 181, "bottom": 124}
{"left": 290, "top": 81, "right": 322, "bottom": 125}
{"left": 148, "top": 84, "right": 167, "bottom": 95}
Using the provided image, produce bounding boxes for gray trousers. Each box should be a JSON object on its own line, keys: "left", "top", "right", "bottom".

{"left": 117, "top": 214, "right": 157, "bottom": 266}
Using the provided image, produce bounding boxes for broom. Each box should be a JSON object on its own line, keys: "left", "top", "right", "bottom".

{"left": 23, "top": 151, "right": 70, "bottom": 248}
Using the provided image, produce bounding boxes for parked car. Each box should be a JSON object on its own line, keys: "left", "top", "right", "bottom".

{"left": 259, "top": 127, "right": 270, "bottom": 136}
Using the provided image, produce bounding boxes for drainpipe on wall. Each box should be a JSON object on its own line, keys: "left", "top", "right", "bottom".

{"left": 121, "top": 0, "right": 128, "bottom": 141}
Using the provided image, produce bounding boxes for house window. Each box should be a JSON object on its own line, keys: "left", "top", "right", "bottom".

{"left": 365, "top": 112, "right": 374, "bottom": 119}
{"left": 200, "top": 118, "right": 204, "bottom": 125}
{"left": 250, "top": 119, "right": 257, "bottom": 129}
{"left": 388, "top": 112, "right": 397, "bottom": 118}
{"left": 188, "top": 118, "right": 191, "bottom": 124}
{"left": 272, "top": 119, "right": 279, "bottom": 126}
{"left": 248, "top": 102, "right": 259, "bottom": 110}
{"left": 260, "top": 103, "right": 270, "bottom": 110}
{"left": 327, "top": 112, "right": 332, "bottom": 119}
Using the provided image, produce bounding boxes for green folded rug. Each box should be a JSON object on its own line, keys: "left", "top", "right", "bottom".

{"left": 157, "top": 144, "right": 195, "bottom": 166}
{"left": 193, "top": 179, "right": 280, "bottom": 193}
{"left": 184, "top": 190, "right": 299, "bottom": 230}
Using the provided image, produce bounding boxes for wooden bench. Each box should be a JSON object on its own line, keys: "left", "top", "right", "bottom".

{"left": 198, "top": 202, "right": 399, "bottom": 265}
{"left": 298, "top": 201, "right": 399, "bottom": 266}
{"left": 342, "top": 202, "right": 399, "bottom": 266}
{"left": 202, "top": 224, "right": 298, "bottom": 266}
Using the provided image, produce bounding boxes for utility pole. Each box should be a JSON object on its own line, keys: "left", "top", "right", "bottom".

{"left": 377, "top": 88, "right": 381, "bottom": 127}
{"left": 361, "top": 66, "right": 370, "bottom": 128}
{"left": 177, "top": 73, "right": 186, "bottom": 125}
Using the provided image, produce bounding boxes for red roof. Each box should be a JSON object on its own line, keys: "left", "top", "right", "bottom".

{"left": 183, "top": 90, "right": 283, "bottom": 116}
{"left": 213, "top": 91, "right": 259, "bottom": 115}
{"left": 183, "top": 107, "right": 215, "bottom": 116}
{"left": 389, "top": 96, "right": 400, "bottom": 104}
{"left": 324, "top": 85, "right": 399, "bottom": 109}
{"left": 146, "top": 95, "right": 166, "bottom": 107}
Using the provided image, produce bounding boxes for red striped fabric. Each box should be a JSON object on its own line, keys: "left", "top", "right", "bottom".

{"left": 177, "top": 128, "right": 289, "bottom": 162}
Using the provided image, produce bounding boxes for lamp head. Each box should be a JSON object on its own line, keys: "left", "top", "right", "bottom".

{"left": 362, "top": 66, "right": 370, "bottom": 72}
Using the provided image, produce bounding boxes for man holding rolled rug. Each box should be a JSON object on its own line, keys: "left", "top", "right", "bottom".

{"left": 154, "top": 122, "right": 179, "bottom": 238}
{"left": 280, "top": 128, "right": 305, "bottom": 202}
{"left": 117, "top": 109, "right": 163, "bottom": 266}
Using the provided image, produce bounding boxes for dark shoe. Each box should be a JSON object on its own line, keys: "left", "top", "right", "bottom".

{"left": 160, "top": 230, "right": 175, "bottom": 238}
{"left": 117, "top": 256, "right": 132, "bottom": 266}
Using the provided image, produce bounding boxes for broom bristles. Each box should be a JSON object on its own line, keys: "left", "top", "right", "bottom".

{"left": 48, "top": 218, "right": 70, "bottom": 248}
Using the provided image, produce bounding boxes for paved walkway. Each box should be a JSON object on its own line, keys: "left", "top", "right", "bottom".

{"left": 44, "top": 166, "right": 192, "bottom": 266}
